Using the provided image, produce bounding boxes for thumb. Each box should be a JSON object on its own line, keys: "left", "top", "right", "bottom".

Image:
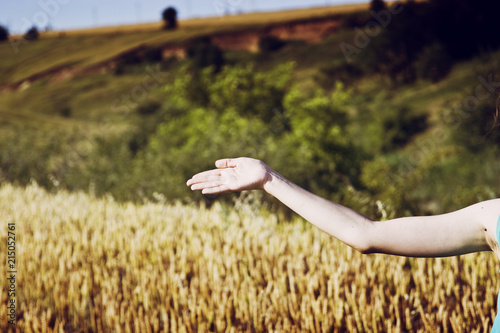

{"left": 215, "top": 158, "right": 237, "bottom": 169}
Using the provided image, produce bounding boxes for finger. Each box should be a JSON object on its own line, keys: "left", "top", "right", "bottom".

{"left": 190, "top": 179, "right": 224, "bottom": 191}
{"left": 201, "top": 185, "right": 231, "bottom": 195}
{"left": 215, "top": 158, "right": 237, "bottom": 169}
{"left": 186, "top": 169, "right": 221, "bottom": 185}
{"left": 189, "top": 173, "right": 227, "bottom": 189}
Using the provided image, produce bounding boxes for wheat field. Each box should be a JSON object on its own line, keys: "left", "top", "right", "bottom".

{"left": 0, "top": 183, "right": 499, "bottom": 332}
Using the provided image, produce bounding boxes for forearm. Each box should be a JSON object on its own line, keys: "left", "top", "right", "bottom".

{"left": 263, "top": 168, "right": 373, "bottom": 253}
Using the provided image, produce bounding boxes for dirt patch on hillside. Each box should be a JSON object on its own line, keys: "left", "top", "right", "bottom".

{"left": 267, "top": 17, "right": 341, "bottom": 43}
{"left": 209, "top": 16, "right": 342, "bottom": 52}
{"left": 161, "top": 45, "right": 187, "bottom": 59}
{"left": 0, "top": 15, "right": 344, "bottom": 93}
{"left": 211, "top": 31, "right": 261, "bottom": 52}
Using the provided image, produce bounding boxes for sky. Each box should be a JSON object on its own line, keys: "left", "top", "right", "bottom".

{"left": 0, "top": 0, "right": 367, "bottom": 34}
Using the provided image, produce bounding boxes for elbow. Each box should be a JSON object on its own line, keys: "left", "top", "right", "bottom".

{"left": 358, "top": 244, "right": 377, "bottom": 255}
{"left": 351, "top": 240, "right": 375, "bottom": 255}
{"left": 350, "top": 219, "right": 377, "bottom": 255}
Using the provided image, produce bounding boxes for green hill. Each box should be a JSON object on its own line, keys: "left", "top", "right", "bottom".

{"left": 0, "top": 2, "right": 499, "bottom": 218}
{"left": 0, "top": 4, "right": 368, "bottom": 87}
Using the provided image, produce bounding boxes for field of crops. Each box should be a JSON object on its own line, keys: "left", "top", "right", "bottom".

{"left": 0, "top": 183, "right": 499, "bottom": 332}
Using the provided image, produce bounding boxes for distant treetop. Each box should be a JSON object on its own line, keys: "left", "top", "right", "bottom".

{"left": 162, "top": 7, "right": 178, "bottom": 30}
{"left": 0, "top": 25, "right": 9, "bottom": 42}
{"left": 370, "top": 0, "right": 386, "bottom": 12}
{"left": 24, "top": 26, "right": 39, "bottom": 40}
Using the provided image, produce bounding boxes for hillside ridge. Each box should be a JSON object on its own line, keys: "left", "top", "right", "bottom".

{"left": 0, "top": 4, "right": 367, "bottom": 92}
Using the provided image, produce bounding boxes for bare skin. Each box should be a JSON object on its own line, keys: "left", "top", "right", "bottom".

{"left": 187, "top": 157, "right": 500, "bottom": 259}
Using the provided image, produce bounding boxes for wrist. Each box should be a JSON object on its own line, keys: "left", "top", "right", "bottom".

{"left": 262, "top": 167, "right": 282, "bottom": 194}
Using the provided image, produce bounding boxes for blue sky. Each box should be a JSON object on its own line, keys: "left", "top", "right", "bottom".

{"left": 0, "top": 0, "right": 367, "bottom": 34}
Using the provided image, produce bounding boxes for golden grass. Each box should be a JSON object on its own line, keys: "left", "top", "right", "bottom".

{"left": 0, "top": 183, "right": 498, "bottom": 332}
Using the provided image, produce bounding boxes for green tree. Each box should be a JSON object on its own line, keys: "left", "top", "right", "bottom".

{"left": 258, "top": 35, "right": 284, "bottom": 53}
{"left": 24, "top": 26, "right": 39, "bottom": 40}
{"left": 206, "top": 62, "right": 294, "bottom": 121}
{"left": 135, "top": 107, "right": 268, "bottom": 199}
{"left": 0, "top": 25, "right": 9, "bottom": 42}
{"left": 362, "top": 1, "right": 431, "bottom": 83}
{"left": 277, "top": 82, "right": 363, "bottom": 197}
{"left": 370, "top": 0, "right": 386, "bottom": 13}
{"left": 165, "top": 62, "right": 295, "bottom": 122}
{"left": 415, "top": 42, "right": 452, "bottom": 82}
{"left": 162, "top": 7, "right": 178, "bottom": 30}
{"left": 186, "top": 37, "right": 224, "bottom": 72}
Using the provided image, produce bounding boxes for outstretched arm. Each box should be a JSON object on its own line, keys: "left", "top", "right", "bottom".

{"left": 187, "top": 158, "right": 499, "bottom": 257}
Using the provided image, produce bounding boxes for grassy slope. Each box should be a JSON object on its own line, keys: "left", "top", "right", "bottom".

{"left": 1, "top": 1, "right": 500, "bottom": 213}
{"left": 1, "top": 20, "right": 499, "bottom": 138}
{"left": 0, "top": 3, "right": 368, "bottom": 86}
{"left": 0, "top": 16, "right": 359, "bottom": 132}
{"left": 0, "top": 3, "right": 368, "bottom": 135}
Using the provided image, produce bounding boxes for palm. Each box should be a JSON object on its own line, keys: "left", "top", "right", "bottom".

{"left": 187, "top": 158, "right": 269, "bottom": 194}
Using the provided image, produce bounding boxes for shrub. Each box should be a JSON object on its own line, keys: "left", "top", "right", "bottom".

{"left": 186, "top": 37, "right": 224, "bottom": 72}
{"left": 164, "top": 62, "right": 294, "bottom": 121}
{"left": 0, "top": 127, "right": 74, "bottom": 189}
{"left": 415, "top": 42, "right": 453, "bottom": 82}
{"left": 75, "top": 134, "right": 135, "bottom": 199}
{"left": 136, "top": 101, "right": 161, "bottom": 115}
{"left": 362, "top": 2, "right": 433, "bottom": 83}
{"left": 382, "top": 107, "right": 428, "bottom": 151}
{"left": 258, "top": 35, "right": 285, "bottom": 53}
{"left": 136, "top": 107, "right": 270, "bottom": 199}
{"left": 340, "top": 12, "right": 371, "bottom": 29}
{"left": 449, "top": 100, "right": 500, "bottom": 151}
{"left": 143, "top": 47, "right": 163, "bottom": 62}
{"left": 119, "top": 50, "right": 141, "bottom": 65}
{"left": 0, "top": 25, "right": 9, "bottom": 42}
{"left": 113, "top": 64, "right": 125, "bottom": 76}
{"left": 24, "top": 26, "right": 39, "bottom": 40}
{"left": 162, "top": 7, "right": 178, "bottom": 30}
{"left": 428, "top": 0, "right": 500, "bottom": 59}
{"left": 277, "top": 82, "right": 364, "bottom": 196}
{"left": 315, "top": 62, "right": 364, "bottom": 88}
{"left": 370, "top": 0, "right": 386, "bottom": 12}
{"left": 60, "top": 107, "right": 71, "bottom": 118}
{"left": 205, "top": 62, "right": 295, "bottom": 121}
{"left": 183, "top": 38, "right": 225, "bottom": 104}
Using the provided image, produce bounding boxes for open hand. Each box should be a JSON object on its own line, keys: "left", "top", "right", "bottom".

{"left": 186, "top": 158, "right": 271, "bottom": 195}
